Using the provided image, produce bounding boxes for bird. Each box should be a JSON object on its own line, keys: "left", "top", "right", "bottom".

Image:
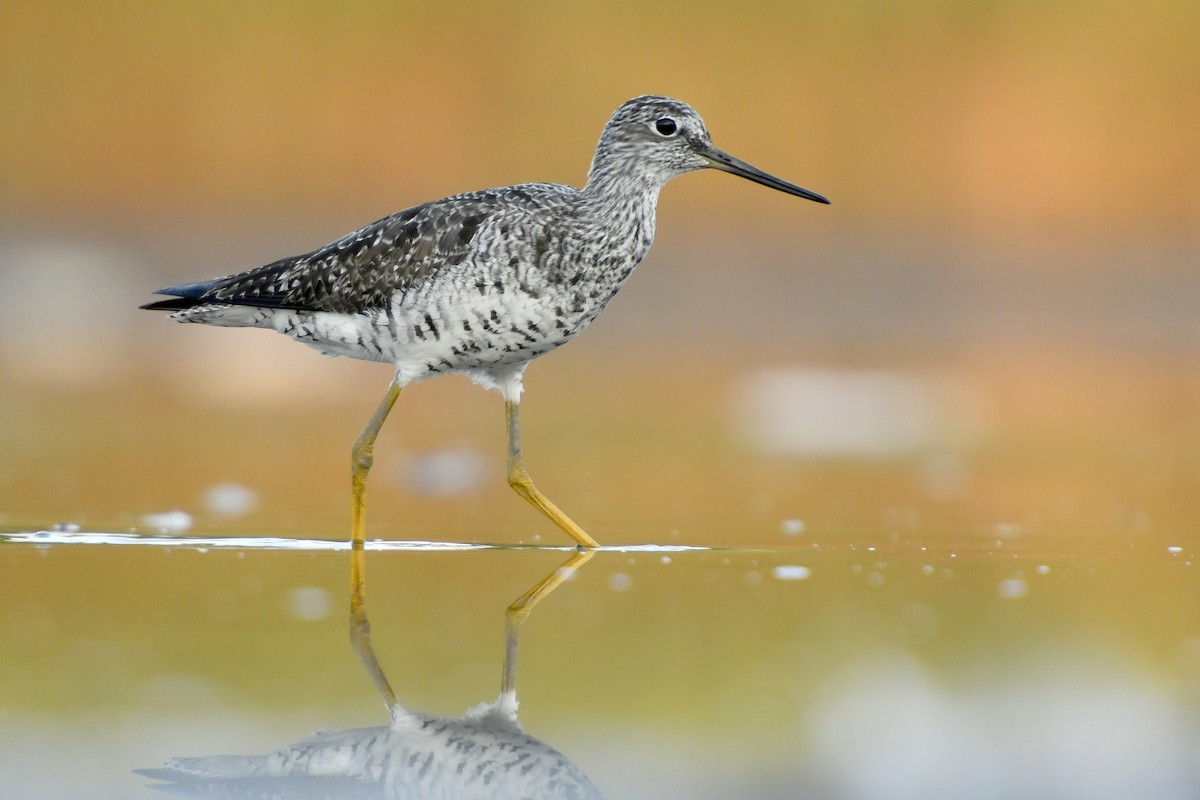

{"left": 142, "top": 95, "right": 828, "bottom": 669}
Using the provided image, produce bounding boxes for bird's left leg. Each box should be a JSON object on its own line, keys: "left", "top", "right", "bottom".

{"left": 349, "top": 374, "right": 403, "bottom": 712}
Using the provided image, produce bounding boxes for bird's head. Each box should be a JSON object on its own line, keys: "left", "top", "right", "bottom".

{"left": 589, "top": 95, "right": 829, "bottom": 204}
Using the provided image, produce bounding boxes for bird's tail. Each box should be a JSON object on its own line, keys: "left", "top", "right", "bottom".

{"left": 140, "top": 280, "right": 220, "bottom": 312}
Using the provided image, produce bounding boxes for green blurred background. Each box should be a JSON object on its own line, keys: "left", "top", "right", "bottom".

{"left": 1, "top": 0, "right": 1197, "bottom": 542}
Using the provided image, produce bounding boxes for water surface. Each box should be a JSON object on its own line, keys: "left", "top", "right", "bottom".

{"left": 2, "top": 530, "right": 1196, "bottom": 799}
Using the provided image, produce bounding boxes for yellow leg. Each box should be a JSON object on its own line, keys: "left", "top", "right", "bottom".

{"left": 501, "top": 548, "right": 595, "bottom": 700}
{"left": 505, "top": 399, "right": 600, "bottom": 549}
{"left": 349, "top": 375, "right": 403, "bottom": 712}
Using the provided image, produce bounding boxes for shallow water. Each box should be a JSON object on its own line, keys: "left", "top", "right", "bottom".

{"left": 2, "top": 529, "right": 1197, "bottom": 799}
{"left": 3, "top": 277, "right": 1199, "bottom": 796}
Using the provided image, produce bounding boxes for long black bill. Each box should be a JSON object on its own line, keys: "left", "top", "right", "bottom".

{"left": 703, "top": 145, "right": 830, "bottom": 204}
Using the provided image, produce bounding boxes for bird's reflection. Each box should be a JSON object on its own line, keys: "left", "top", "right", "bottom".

{"left": 138, "top": 548, "right": 603, "bottom": 799}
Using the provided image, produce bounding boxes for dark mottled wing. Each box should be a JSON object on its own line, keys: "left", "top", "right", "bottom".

{"left": 145, "top": 193, "right": 499, "bottom": 314}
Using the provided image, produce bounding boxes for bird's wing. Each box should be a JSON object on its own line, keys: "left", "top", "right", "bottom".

{"left": 146, "top": 189, "right": 538, "bottom": 314}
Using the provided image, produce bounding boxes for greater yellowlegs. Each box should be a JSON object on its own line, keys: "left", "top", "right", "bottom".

{"left": 143, "top": 95, "right": 827, "bottom": 546}
{"left": 142, "top": 95, "right": 827, "bottom": 676}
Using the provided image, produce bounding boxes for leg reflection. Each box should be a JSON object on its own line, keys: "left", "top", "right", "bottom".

{"left": 500, "top": 549, "right": 596, "bottom": 708}
{"left": 350, "top": 545, "right": 595, "bottom": 719}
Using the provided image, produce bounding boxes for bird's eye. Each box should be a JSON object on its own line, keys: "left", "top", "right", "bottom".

{"left": 654, "top": 117, "right": 678, "bottom": 136}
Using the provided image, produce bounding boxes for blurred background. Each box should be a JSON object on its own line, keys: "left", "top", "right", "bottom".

{"left": 1, "top": 0, "right": 1197, "bottom": 543}
{"left": 1, "top": 3, "right": 1199, "bottom": 797}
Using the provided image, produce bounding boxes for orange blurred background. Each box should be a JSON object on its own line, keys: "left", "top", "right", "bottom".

{"left": 0, "top": 1, "right": 1197, "bottom": 543}
{"left": 2, "top": 2, "right": 1197, "bottom": 230}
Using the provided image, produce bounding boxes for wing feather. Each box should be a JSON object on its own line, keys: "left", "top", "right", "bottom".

{"left": 143, "top": 183, "right": 576, "bottom": 315}
{"left": 148, "top": 194, "right": 496, "bottom": 314}
{"left": 212, "top": 197, "right": 489, "bottom": 313}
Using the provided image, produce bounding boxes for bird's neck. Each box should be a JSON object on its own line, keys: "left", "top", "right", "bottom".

{"left": 581, "top": 159, "right": 664, "bottom": 246}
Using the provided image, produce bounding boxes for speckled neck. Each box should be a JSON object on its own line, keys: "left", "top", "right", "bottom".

{"left": 582, "top": 140, "right": 664, "bottom": 249}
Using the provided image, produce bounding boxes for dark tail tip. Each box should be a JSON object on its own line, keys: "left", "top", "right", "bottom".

{"left": 140, "top": 280, "right": 218, "bottom": 312}
{"left": 140, "top": 297, "right": 200, "bottom": 311}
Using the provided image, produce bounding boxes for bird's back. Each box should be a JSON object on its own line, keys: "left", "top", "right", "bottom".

{"left": 146, "top": 179, "right": 654, "bottom": 385}
{"left": 146, "top": 183, "right": 576, "bottom": 316}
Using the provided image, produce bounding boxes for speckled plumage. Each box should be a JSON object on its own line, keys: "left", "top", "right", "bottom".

{"left": 143, "top": 95, "right": 828, "bottom": 400}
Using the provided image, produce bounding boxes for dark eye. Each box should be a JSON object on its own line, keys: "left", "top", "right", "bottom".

{"left": 654, "top": 117, "right": 678, "bottom": 136}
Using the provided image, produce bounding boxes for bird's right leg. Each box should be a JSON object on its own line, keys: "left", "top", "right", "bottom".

{"left": 349, "top": 374, "right": 403, "bottom": 712}
{"left": 505, "top": 399, "right": 600, "bottom": 549}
